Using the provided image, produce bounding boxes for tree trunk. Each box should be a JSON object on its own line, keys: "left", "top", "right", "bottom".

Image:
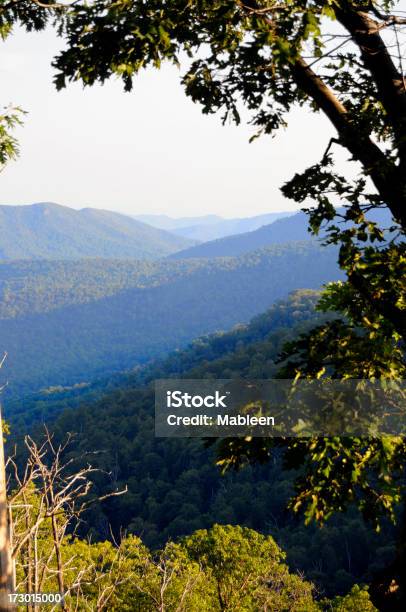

{"left": 50, "top": 512, "right": 67, "bottom": 612}
{"left": 0, "top": 405, "right": 14, "bottom": 611}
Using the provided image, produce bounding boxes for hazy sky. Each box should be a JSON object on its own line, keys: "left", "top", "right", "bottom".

{"left": 0, "top": 26, "right": 349, "bottom": 218}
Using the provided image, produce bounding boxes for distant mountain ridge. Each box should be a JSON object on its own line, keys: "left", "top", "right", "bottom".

{"left": 135, "top": 211, "right": 294, "bottom": 242}
{"left": 170, "top": 207, "right": 397, "bottom": 259}
{"left": 134, "top": 213, "right": 223, "bottom": 231}
{"left": 170, "top": 212, "right": 313, "bottom": 258}
{"left": 0, "top": 202, "right": 194, "bottom": 260}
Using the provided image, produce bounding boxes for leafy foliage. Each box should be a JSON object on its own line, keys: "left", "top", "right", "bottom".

{"left": 0, "top": 106, "right": 24, "bottom": 168}
{"left": 325, "top": 585, "right": 377, "bottom": 612}
{"left": 15, "top": 499, "right": 365, "bottom": 612}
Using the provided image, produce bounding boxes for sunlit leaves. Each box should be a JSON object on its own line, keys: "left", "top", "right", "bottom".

{"left": 0, "top": 106, "right": 25, "bottom": 169}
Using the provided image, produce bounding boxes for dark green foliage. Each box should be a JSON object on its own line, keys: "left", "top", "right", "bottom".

{"left": 0, "top": 243, "right": 341, "bottom": 395}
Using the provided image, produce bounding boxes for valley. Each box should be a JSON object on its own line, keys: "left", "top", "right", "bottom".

{"left": 0, "top": 241, "right": 341, "bottom": 396}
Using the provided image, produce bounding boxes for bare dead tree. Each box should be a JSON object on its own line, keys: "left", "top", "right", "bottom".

{"left": 7, "top": 429, "right": 127, "bottom": 611}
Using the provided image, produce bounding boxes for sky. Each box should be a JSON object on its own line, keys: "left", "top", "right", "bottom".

{"left": 0, "top": 26, "right": 350, "bottom": 218}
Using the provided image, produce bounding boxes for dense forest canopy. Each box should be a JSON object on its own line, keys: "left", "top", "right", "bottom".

{"left": 7, "top": 455, "right": 379, "bottom": 612}
{"left": 7, "top": 289, "right": 327, "bottom": 427}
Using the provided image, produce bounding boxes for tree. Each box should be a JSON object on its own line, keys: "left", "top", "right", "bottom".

{"left": 0, "top": 352, "right": 13, "bottom": 612}
{"left": 181, "top": 523, "right": 318, "bottom": 611}
{"left": 0, "top": 106, "right": 23, "bottom": 171}
{"left": 0, "top": 0, "right": 65, "bottom": 169}
{"left": 45, "top": 2, "right": 406, "bottom": 608}
{"left": 7, "top": 429, "right": 126, "bottom": 611}
{"left": 122, "top": 540, "right": 211, "bottom": 612}
{"left": 326, "top": 584, "right": 378, "bottom": 611}
{"left": 0, "top": 407, "right": 13, "bottom": 612}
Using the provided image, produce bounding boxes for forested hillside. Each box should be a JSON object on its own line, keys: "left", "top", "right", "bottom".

{"left": 0, "top": 202, "right": 194, "bottom": 259}
{"left": 0, "top": 242, "right": 342, "bottom": 395}
{"left": 2, "top": 0, "right": 405, "bottom": 607}
{"left": 0, "top": 258, "right": 216, "bottom": 318}
{"left": 6, "top": 289, "right": 327, "bottom": 426}
{"left": 12, "top": 291, "right": 394, "bottom": 600}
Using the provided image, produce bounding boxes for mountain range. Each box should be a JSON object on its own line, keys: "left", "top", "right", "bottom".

{"left": 135, "top": 211, "right": 294, "bottom": 242}
{"left": 170, "top": 211, "right": 314, "bottom": 258}
{"left": 0, "top": 202, "right": 194, "bottom": 259}
{"left": 1, "top": 200, "right": 387, "bottom": 603}
{"left": 170, "top": 207, "right": 398, "bottom": 259}
{"left": 134, "top": 213, "right": 224, "bottom": 230}
{"left": 0, "top": 201, "right": 396, "bottom": 263}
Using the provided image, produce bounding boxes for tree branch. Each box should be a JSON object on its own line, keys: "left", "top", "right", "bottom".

{"left": 334, "top": 5, "right": 406, "bottom": 167}
{"left": 290, "top": 56, "right": 406, "bottom": 228}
